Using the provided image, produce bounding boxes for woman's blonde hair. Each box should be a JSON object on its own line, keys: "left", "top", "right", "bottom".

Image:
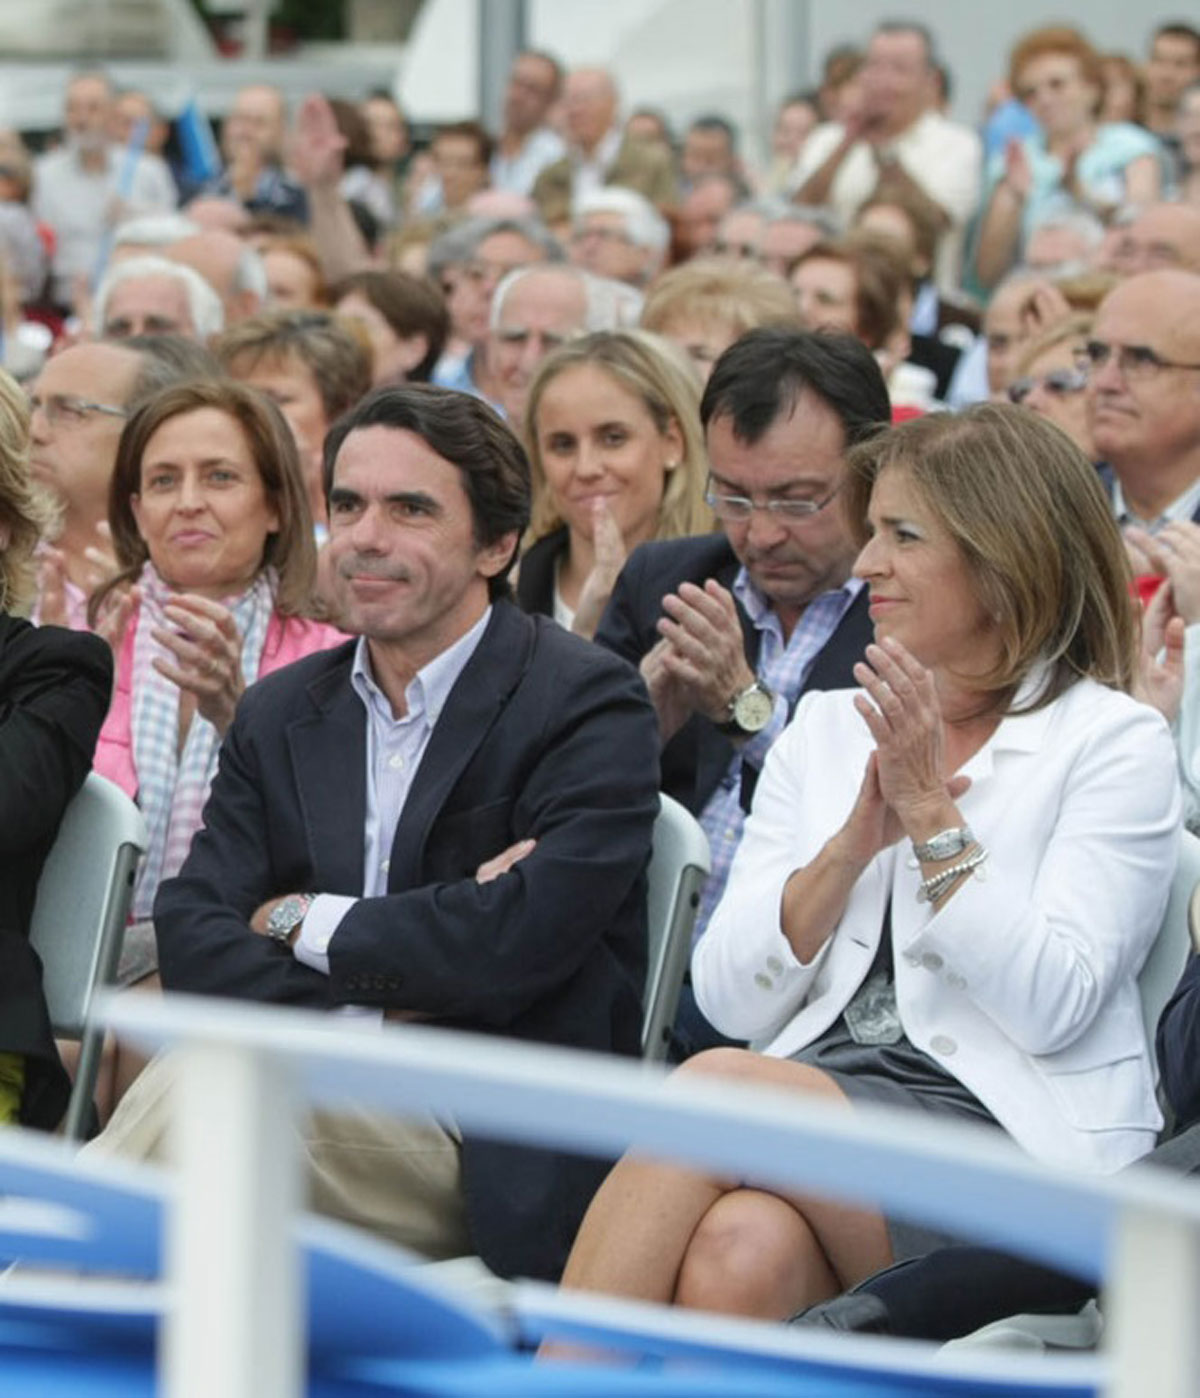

{"left": 90, "top": 379, "right": 317, "bottom": 623}
{"left": 641, "top": 258, "right": 798, "bottom": 341}
{"left": 844, "top": 403, "right": 1137, "bottom": 710}
{"left": 1015, "top": 313, "right": 1092, "bottom": 377}
{"left": 523, "top": 329, "right": 713, "bottom": 544}
{"left": 0, "top": 367, "right": 53, "bottom": 615}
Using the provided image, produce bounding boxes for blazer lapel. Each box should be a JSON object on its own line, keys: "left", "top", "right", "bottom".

{"left": 287, "top": 650, "right": 368, "bottom": 896}
{"left": 387, "top": 604, "right": 534, "bottom": 888}
{"left": 805, "top": 588, "right": 872, "bottom": 695}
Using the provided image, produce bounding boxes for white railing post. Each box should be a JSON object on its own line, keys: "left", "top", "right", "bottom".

{"left": 160, "top": 1042, "right": 302, "bottom": 1398}
{"left": 1107, "top": 1203, "right": 1200, "bottom": 1398}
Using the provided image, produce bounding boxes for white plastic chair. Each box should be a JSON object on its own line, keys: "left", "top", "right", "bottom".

{"left": 28, "top": 772, "right": 147, "bottom": 1140}
{"left": 642, "top": 794, "right": 711, "bottom": 1060}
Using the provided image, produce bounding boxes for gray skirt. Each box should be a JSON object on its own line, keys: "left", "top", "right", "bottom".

{"left": 790, "top": 1020, "right": 1000, "bottom": 1263}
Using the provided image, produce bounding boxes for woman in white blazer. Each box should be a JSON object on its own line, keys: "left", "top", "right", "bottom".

{"left": 558, "top": 403, "right": 1181, "bottom": 1324}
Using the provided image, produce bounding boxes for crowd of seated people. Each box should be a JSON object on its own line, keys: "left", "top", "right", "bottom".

{"left": 4, "top": 10, "right": 1200, "bottom": 1351}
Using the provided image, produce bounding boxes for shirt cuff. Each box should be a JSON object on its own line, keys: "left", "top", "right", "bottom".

{"left": 292, "top": 894, "right": 358, "bottom": 974}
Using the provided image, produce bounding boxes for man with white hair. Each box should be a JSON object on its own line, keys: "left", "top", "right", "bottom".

{"left": 33, "top": 70, "right": 178, "bottom": 311}
{"left": 1024, "top": 209, "right": 1105, "bottom": 274}
{"left": 532, "top": 67, "right": 677, "bottom": 229}
{"left": 93, "top": 255, "right": 224, "bottom": 341}
{"left": 488, "top": 264, "right": 639, "bottom": 423}
{"left": 168, "top": 229, "right": 267, "bottom": 324}
{"left": 430, "top": 215, "right": 562, "bottom": 408}
{"left": 109, "top": 214, "right": 202, "bottom": 261}
{"left": 569, "top": 188, "right": 668, "bottom": 288}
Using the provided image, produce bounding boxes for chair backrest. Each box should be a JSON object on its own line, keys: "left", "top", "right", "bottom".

{"left": 1139, "top": 829, "right": 1200, "bottom": 1047}
{"left": 29, "top": 772, "right": 147, "bottom": 1041}
{"left": 642, "top": 793, "right": 711, "bottom": 1061}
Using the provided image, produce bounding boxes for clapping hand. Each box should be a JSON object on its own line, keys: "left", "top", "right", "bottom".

{"left": 849, "top": 638, "right": 971, "bottom": 854}
{"left": 571, "top": 499, "right": 628, "bottom": 641}
{"left": 150, "top": 593, "right": 245, "bottom": 736}
{"left": 654, "top": 578, "right": 757, "bottom": 725}
{"left": 1135, "top": 577, "right": 1186, "bottom": 724}
{"left": 1126, "top": 523, "right": 1200, "bottom": 625}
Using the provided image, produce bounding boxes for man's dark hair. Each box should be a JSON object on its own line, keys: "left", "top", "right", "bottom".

{"left": 519, "top": 49, "right": 565, "bottom": 101}
{"left": 875, "top": 19, "right": 939, "bottom": 70}
{"left": 1154, "top": 22, "right": 1200, "bottom": 57}
{"left": 700, "top": 328, "right": 891, "bottom": 448}
{"left": 689, "top": 113, "right": 738, "bottom": 151}
{"left": 323, "top": 385, "right": 531, "bottom": 599}
{"left": 434, "top": 119, "right": 494, "bottom": 167}
{"left": 330, "top": 269, "right": 449, "bottom": 382}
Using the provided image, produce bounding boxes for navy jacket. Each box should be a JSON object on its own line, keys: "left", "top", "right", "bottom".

{"left": 155, "top": 601, "right": 660, "bottom": 1280}
{"left": 595, "top": 534, "right": 873, "bottom": 815}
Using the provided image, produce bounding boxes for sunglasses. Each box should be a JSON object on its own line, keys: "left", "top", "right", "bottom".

{"left": 1007, "top": 366, "right": 1089, "bottom": 406}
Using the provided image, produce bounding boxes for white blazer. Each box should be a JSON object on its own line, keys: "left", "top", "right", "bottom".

{"left": 694, "top": 678, "right": 1182, "bottom": 1174}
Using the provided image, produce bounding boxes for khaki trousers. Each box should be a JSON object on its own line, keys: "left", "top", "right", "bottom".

{"left": 87, "top": 1050, "right": 474, "bottom": 1261}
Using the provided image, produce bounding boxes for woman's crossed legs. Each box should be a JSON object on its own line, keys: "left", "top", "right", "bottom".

{"left": 559, "top": 1047, "right": 894, "bottom": 1320}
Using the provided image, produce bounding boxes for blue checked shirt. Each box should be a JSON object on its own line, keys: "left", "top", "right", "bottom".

{"left": 693, "top": 571, "right": 863, "bottom": 944}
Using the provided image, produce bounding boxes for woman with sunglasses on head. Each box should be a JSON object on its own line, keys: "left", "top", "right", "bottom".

{"left": 519, "top": 330, "right": 712, "bottom": 640}
{"left": 0, "top": 366, "right": 112, "bottom": 1130}
{"left": 555, "top": 404, "right": 1179, "bottom": 1325}
{"left": 1006, "top": 314, "right": 1094, "bottom": 458}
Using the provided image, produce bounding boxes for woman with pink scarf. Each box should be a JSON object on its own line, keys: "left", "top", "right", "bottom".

{"left": 90, "top": 380, "right": 345, "bottom": 997}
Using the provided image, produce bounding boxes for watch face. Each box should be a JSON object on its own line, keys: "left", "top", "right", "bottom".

{"left": 267, "top": 895, "right": 308, "bottom": 938}
{"left": 734, "top": 685, "right": 773, "bottom": 733}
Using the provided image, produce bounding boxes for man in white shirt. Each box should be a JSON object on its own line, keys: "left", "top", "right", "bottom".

{"left": 33, "top": 71, "right": 178, "bottom": 311}
{"left": 490, "top": 50, "right": 567, "bottom": 196}
{"left": 791, "top": 22, "right": 980, "bottom": 292}
{"left": 532, "top": 68, "right": 677, "bottom": 230}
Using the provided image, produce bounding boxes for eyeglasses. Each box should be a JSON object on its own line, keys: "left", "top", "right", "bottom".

{"left": 570, "top": 226, "right": 633, "bottom": 246}
{"left": 705, "top": 476, "right": 841, "bottom": 523}
{"left": 713, "top": 240, "right": 760, "bottom": 260}
{"left": 28, "top": 393, "right": 128, "bottom": 427}
{"left": 1007, "top": 366, "right": 1090, "bottom": 405}
{"left": 1083, "top": 340, "right": 1200, "bottom": 380}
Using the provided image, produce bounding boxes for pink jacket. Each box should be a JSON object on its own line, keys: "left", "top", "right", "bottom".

{"left": 94, "top": 607, "right": 347, "bottom": 799}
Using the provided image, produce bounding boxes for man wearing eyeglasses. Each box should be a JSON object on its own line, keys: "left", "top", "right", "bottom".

{"left": 1089, "top": 270, "right": 1200, "bottom": 533}
{"left": 596, "top": 329, "right": 889, "bottom": 1054}
{"left": 27, "top": 342, "right": 144, "bottom": 628}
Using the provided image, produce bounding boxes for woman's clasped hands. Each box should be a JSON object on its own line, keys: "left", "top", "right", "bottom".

{"left": 843, "top": 637, "right": 970, "bottom": 864}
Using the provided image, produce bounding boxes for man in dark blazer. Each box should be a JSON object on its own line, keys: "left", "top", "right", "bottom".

{"left": 595, "top": 330, "right": 890, "bottom": 1054}
{"left": 153, "top": 385, "right": 660, "bottom": 1282}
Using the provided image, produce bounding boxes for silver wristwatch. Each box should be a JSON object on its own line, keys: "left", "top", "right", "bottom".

{"left": 265, "top": 892, "right": 316, "bottom": 945}
{"left": 911, "top": 827, "right": 975, "bottom": 862}
{"left": 717, "top": 679, "right": 775, "bottom": 736}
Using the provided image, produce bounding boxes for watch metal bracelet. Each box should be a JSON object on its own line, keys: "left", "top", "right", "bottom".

{"left": 911, "top": 825, "right": 975, "bottom": 863}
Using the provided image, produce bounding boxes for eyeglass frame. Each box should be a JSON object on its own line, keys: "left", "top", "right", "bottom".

{"left": 1083, "top": 339, "right": 1200, "bottom": 380}
{"left": 704, "top": 474, "right": 842, "bottom": 523}
{"left": 27, "top": 393, "right": 129, "bottom": 427}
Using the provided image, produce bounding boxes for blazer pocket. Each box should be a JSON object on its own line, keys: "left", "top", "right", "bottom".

{"left": 1039, "top": 1048, "right": 1155, "bottom": 1132}
{"left": 425, "top": 798, "right": 516, "bottom": 882}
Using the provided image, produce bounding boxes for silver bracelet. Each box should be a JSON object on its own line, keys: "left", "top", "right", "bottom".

{"left": 916, "top": 845, "right": 989, "bottom": 904}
